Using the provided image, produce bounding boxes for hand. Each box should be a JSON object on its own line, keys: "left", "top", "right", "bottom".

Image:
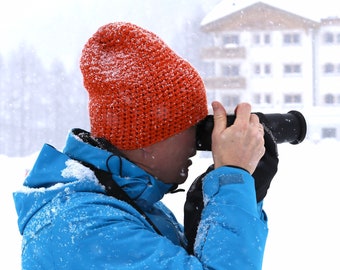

{"left": 211, "top": 101, "right": 265, "bottom": 174}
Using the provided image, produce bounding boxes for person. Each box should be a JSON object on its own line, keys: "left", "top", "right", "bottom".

{"left": 13, "top": 22, "right": 278, "bottom": 269}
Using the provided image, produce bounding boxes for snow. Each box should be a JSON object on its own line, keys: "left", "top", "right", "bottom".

{"left": 61, "top": 159, "right": 96, "bottom": 181}
{"left": 201, "top": 0, "right": 255, "bottom": 26}
{"left": 201, "top": 0, "right": 340, "bottom": 26}
{"left": 2, "top": 139, "right": 340, "bottom": 269}
{"left": 0, "top": 153, "right": 38, "bottom": 269}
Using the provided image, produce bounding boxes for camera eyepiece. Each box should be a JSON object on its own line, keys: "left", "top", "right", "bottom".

{"left": 196, "top": 110, "right": 307, "bottom": 151}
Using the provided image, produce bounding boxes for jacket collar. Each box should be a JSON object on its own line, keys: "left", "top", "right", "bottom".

{"left": 63, "top": 129, "right": 173, "bottom": 208}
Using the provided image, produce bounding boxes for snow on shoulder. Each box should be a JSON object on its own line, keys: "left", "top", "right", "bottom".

{"left": 61, "top": 159, "right": 97, "bottom": 182}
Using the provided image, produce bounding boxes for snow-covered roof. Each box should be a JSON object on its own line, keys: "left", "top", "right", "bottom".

{"left": 200, "top": 1, "right": 319, "bottom": 31}
{"left": 201, "top": 0, "right": 257, "bottom": 26}
{"left": 201, "top": 0, "right": 340, "bottom": 27}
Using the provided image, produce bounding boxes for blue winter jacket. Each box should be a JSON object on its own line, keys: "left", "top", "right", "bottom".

{"left": 13, "top": 129, "right": 268, "bottom": 269}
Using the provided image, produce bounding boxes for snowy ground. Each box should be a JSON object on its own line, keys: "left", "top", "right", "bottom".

{"left": 2, "top": 139, "right": 340, "bottom": 269}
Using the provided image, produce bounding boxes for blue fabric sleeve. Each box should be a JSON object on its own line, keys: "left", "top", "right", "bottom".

{"left": 194, "top": 166, "right": 268, "bottom": 269}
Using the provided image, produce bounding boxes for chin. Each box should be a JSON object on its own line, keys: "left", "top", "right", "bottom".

{"left": 177, "top": 174, "right": 188, "bottom": 185}
{"left": 163, "top": 168, "right": 189, "bottom": 184}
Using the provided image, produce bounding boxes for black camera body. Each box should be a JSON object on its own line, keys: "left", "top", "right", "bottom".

{"left": 196, "top": 110, "right": 307, "bottom": 151}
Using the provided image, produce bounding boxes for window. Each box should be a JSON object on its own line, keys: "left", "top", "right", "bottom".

{"left": 254, "top": 64, "right": 261, "bottom": 75}
{"left": 221, "top": 64, "right": 239, "bottom": 77}
{"left": 283, "top": 33, "right": 300, "bottom": 44}
{"left": 324, "top": 63, "right": 334, "bottom": 73}
{"left": 264, "top": 94, "right": 272, "bottom": 103}
{"left": 253, "top": 64, "right": 271, "bottom": 76}
{"left": 324, "top": 32, "right": 334, "bottom": 43}
{"left": 284, "top": 64, "right": 301, "bottom": 74}
{"left": 222, "top": 95, "right": 240, "bottom": 108}
{"left": 323, "top": 63, "right": 340, "bottom": 74}
{"left": 284, "top": 94, "right": 302, "bottom": 103}
{"left": 264, "top": 34, "right": 271, "bottom": 44}
{"left": 322, "top": 128, "right": 336, "bottom": 138}
{"left": 324, "top": 94, "right": 335, "bottom": 104}
{"left": 222, "top": 34, "right": 239, "bottom": 46}
{"left": 264, "top": 64, "right": 271, "bottom": 74}
{"left": 252, "top": 93, "right": 272, "bottom": 104}
{"left": 252, "top": 33, "right": 271, "bottom": 45}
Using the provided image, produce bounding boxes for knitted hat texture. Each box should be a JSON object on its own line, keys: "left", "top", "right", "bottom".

{"left": 80, "top": 22, "right": 208, "bottom": 150}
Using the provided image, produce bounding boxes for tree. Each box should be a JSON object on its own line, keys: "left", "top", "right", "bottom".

{"left": 2, "top": 43, "right": 88, "bottom": 156}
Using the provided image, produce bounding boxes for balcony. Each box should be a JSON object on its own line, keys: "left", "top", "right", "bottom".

{"left": 201, "top": 46, "right": 246, "bottom": 59}
{"left": 203, "top": 77, "right": 246, "bottom": 89}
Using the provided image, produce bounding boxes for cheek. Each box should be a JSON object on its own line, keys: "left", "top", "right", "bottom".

{"left": 180, "top": 128, "right": 197, "bottom": 150}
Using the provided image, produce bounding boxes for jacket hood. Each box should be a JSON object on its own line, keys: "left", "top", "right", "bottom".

{"left": 13, "top": 129, "right": 173, "bottom": 234}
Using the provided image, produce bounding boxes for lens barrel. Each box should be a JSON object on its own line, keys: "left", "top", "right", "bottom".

{"left": 196, "top": 110, "right": 307, "bottom": 151}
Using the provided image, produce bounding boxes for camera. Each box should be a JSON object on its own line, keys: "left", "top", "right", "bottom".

{"left": 196, "top": 110, "right": 307, "bottom": 151}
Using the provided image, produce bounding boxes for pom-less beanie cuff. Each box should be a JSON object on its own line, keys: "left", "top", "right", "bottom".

{"left": 80, "top": 22, "right": 208, "bottom": 150}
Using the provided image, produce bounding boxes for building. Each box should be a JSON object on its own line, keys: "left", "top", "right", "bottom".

{"left": 199, "top": 1, "right": 340, "bottom": 141}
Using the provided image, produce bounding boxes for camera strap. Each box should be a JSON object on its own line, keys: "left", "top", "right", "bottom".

{"left": 71, "top": 129, "right": 163, "bottom": 236}
{"left": 80, "top": 160, "right": 163, "bottom": 236}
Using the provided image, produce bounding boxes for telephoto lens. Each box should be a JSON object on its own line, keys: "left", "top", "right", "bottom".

{"left": 196, "top": 110, "right": 307, "bottom": 151}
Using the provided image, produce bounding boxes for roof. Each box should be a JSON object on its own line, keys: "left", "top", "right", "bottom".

{"left": 201, "top": 1, "right": 319, "bottom": 32}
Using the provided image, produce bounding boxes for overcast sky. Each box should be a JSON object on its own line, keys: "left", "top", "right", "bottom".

{"left": 1, "top": 0, "right": 340, "bottom": 68}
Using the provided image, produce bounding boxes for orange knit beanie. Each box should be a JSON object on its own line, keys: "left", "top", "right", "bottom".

{"left": 80, "top": 22, "right": 208, "bottom": 150}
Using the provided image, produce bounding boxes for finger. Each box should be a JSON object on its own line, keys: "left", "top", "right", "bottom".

{"left": 249, "top": 113, "right": 261, "bottom": 125}
{"left": 212, "top": 101, "right": 227, "bottom": 134}
{"left": 258, "top": 123, "right": 265, "bottom": 136}
{"left": 233, "top": 103, "right": 252, "bottom": 126}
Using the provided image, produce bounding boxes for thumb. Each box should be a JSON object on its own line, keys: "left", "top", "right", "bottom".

{"left": 212, "top": 101, "right": 227, "bottom": 134}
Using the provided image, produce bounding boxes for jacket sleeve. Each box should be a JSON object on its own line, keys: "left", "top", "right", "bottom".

{"left": 194, "top": 166, "right": 268, "bottom": 269}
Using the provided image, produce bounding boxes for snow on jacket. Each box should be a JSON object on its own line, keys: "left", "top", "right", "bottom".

{"left": 13, "top": 129, "right": 268, "bottom": 269}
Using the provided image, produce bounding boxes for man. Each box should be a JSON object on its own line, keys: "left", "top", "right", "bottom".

{"left": 13, "top": 22, "right": 275, "bottom": 269}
